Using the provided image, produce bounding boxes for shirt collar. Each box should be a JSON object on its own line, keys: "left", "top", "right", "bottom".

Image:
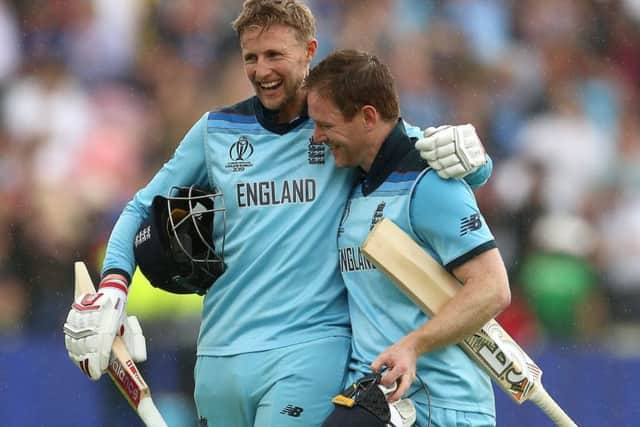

{"left": 362, "top": 119, "right": 414, "bottom": 196}
{"left": 253, "top": 96, "right": 309, "bottom": 135}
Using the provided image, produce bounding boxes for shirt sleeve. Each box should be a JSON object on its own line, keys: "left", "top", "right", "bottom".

{"left": 409, "top": 170, "right": 495, "bottom": 271}
{"left": 101, "top": 112, "right": 211, "bottom": 279}
{"left": 463, "top": 155, "right": 493, "bottom": 189}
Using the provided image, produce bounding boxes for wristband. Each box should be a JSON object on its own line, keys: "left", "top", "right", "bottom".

{"left": 98, "top": 278, "right": 129, "bottom": 295}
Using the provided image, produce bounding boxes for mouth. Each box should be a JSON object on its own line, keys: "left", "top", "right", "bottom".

{"left": 325, "top": 140, "right": 339, "bottom": 150}
{"left": 327, "top": 142, "right": 342, "bottom": 155}
{"left": 258, "top": 80, "right": 283, "bottom": 93}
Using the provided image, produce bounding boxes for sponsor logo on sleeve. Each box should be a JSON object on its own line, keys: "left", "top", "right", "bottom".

{"left": 459, "top": 213, "right": 482, "bottom": 236}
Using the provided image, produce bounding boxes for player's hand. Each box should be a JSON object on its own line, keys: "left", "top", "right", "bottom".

{"left": 415, "top": 124, "right": 487, "bottom": 179}
{"left": 370, "top": 336, "right": 418, "bottom": 402}
{"left": 63, "top": 278, "right": 128, "bottom": 380}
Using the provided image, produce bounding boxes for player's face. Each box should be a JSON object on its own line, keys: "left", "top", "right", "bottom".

{"left": 240, "top": 24, "right": 316, "bottom": 122}
{"left": 308, "top": 89, "right": 371, "bottom": 169}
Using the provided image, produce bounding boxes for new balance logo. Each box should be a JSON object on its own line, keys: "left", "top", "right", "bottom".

{"left": 280, "top": 405, "right": 304, "bottom": 417}
{"left": 460, "top": 213, "right": 482, "bottom": 236}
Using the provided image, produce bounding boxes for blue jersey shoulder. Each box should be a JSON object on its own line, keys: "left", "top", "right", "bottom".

{"left": 208, "top": 97, "right": 256, "bottom": 121}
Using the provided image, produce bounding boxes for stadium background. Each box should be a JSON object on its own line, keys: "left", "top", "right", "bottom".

{"left": 1, "top": 0, "right": 639, "bottom": 425}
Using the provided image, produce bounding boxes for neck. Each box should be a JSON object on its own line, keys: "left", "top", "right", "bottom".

{"left": 277, "top": 89, "right": 307, "bottom": 123}
{"left": 360, "top": 120, "right": 397, "bottom": 172}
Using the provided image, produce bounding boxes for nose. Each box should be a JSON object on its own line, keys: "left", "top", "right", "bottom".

{"left": 312, "top": 128, "right": 326, "bottom": 144}
{"left": 255, "top": 57, "right": 271, "bottom": 80}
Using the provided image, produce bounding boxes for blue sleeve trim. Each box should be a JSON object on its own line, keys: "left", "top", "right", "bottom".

{"left": 207, "top": 112, "right": 257, "bottom": 123}
{"left": 444, "top": 240, "right": 496, "bottom": 272}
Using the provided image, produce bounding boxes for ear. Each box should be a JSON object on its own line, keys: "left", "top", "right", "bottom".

{"left": 305, "top": 39, "right": 318, "bottom": 62}
{"left": 361, "top": 105, "right": 378, "bottom": 130}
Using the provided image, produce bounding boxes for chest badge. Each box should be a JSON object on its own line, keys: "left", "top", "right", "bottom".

{"left": 226, "top": 136, "right": 254, "bottom": 172}
{"left": 308, "top": 138, "right": 325, "bottom": 164}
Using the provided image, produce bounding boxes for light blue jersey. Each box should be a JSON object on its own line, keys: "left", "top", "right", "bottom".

{"left": 101, "top": 98, "right": 494, "bottom": 425}
{"left": 103, "top": 97, "right": 356, "bottom": 355}
{"left": 338, "top": 121, "right": 497, "bottom": 421}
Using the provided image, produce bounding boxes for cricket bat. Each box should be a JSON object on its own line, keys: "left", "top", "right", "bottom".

{"left": 361, "top": 219, "right": 578, "bottom": 427}
{"left": 74, "top": 261, "right": 168, "bottom": 427}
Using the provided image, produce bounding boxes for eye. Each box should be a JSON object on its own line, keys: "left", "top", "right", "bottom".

{"left": 243, "top": 54, "right": 257, "bottom": 64}
{"left": 266, "top": 50, "right": 283, "bottom": 59}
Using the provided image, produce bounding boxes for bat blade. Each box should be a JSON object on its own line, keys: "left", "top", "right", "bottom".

{"left": 73, "top": 262, "right": 168, "bottom": 427}
{"left": 361, "top": 219, "right": 577, "bottom": 427}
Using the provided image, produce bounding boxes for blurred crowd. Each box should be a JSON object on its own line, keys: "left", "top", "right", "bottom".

{"left": 2, "top": 0, "right": 640, "bottom": 351}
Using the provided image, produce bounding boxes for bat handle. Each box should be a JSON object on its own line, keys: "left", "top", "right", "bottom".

{"left": 529, "top": 384, "right": 578, "bottom": 427}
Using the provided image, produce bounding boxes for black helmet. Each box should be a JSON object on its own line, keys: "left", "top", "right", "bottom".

{"left": 133, "top": 186, "right": 226, "bottom": 295}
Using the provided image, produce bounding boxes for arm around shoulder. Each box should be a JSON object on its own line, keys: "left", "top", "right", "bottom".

{"left": 415, "top": 123, "right": 492, "bottom": 186}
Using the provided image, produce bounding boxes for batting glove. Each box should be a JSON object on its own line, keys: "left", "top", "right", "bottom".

{"left": 63, "top": 278, "right": 128, "bottom": 380}
{"left": 119, "top": 315, "right": 147, "bottom": 363}
{"left": 390, "top": 398, "right": 417, "bottom": 427}
{"left": 379, "top": 382, "right": 416, "bottom": 427}
{"left": 415, "top": 124, "right": 487, "bottom": 179}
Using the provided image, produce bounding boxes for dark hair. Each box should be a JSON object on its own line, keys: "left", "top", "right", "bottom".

{"left": 304, "top": 49, "right": 400, "bottom": 121}
{"left": 232, "top": 0, "right": 316, "bottom": 42}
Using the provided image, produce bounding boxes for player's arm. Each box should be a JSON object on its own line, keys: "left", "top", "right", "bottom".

{"left": 102, "top": 112, "right": 212, "bottom": 279}
{"left": 64, "top": 113, "right": 210, "bottom": 380}
{"left": 372, "top": 174, "right": 510, "bottom": 401}
{"left": 430, "top": 248, "right": 510, "bottom": 347}
{"left": 373, "top": 249, "right": 510, "bottom": 401}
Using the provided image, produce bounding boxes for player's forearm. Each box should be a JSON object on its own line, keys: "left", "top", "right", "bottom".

{"left": 408, "top": 248, "right": 510, "bottom": 355}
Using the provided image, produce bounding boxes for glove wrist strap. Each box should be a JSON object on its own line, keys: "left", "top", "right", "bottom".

{"left": 99, "top": 278, "right": 129, "bottom": 295}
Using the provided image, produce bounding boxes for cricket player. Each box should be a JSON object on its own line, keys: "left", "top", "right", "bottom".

{"left": 305, "top": 50, "right": 511, "bottom": 427}
{"left": 63, "top": 2, "right": 492, "bottom": 426}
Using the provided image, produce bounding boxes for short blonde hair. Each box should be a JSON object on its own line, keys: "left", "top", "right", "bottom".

{"left": 232, "top": 0, "right": 316, "bottom": 42}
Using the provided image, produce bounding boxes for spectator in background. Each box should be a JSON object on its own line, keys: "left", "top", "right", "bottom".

{"left": 505, "top": 81, "right": 613, "bottom": 215}
{"left": 519, "top": 214, "right": 607, "bottom": 340}
{"left": 0, "top": 0, "right": 20, "bottom": 82}
{"left": 591, "top": 94, "right": 640, "bottom": 325}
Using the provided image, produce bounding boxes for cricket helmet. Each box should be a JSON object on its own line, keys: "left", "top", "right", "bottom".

{"left": 133, "top": 185, "right": 226, "bottom": 295}
{"left": 322, "top": 372, "right": 415, "bottom": 427}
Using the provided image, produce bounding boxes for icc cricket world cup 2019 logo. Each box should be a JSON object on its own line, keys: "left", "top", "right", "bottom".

{"left": 226, "top": 136, "right": 254, "bottom": 172}
{"left": 230, "top": 136, "right": 254, "bottom": 161}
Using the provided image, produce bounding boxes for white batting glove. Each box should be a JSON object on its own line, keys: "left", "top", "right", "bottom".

{"left": 415, "top": 124, "right": 488, "bottom": 179}
{"left": 63, "top": 278, "right": 128, "bottom": 380}
{"left": 378, "top": 382, "right": 416, "bottom": 427}
{"left": 120, "top": 315, "right": 147, "bottom": 363}
{"left": 389, "top": 398, "right": 416, "bottom": 427}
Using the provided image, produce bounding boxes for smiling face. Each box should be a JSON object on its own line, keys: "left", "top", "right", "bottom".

{"left": 240, "top": 23, "right": 316, "bottom": 122}
{"left": 304, "top": 50, "right": 401, "bottom": 171}
{"left": 308, "top": 89, "right": 375, "bottom": 170}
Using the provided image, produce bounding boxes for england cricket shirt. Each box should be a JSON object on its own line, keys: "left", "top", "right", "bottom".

{"left": 338, "top": 120, "right": 497, "bottom": 415}
{"left": 103, "top": 96, "right": 356, "bottom": 355}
